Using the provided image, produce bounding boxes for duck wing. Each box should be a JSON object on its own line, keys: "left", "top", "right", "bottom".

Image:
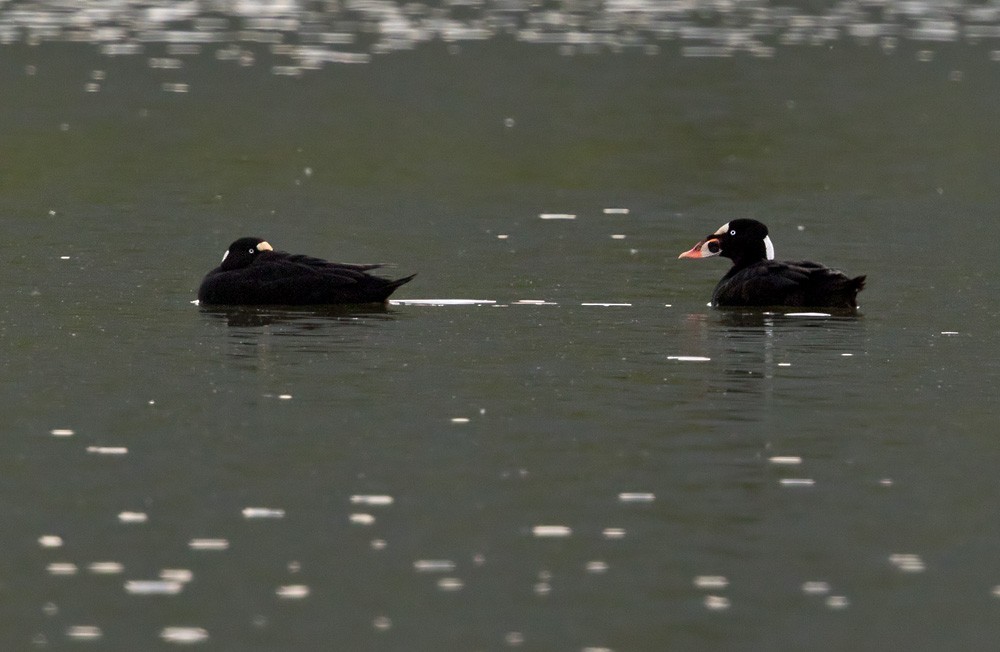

{"left": 714, "top": 260, "right": 863, "bottom": 308}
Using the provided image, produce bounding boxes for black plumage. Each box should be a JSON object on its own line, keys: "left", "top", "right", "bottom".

{"left": 197, "top": 237, "right": 415, "bottom": 305}
{"left": 678, "top": 219, "right": 865, "bottom": 309}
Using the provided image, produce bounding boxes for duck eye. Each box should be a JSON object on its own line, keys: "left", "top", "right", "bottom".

{"left": 729, "top": 229, "right": 736, "bottom": 236}
{"left": 248, "top": 248, "right": 255, "bottom": 254}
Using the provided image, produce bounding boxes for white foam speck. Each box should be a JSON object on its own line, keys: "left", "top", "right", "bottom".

{"left": 618, "top": 492, "right": 655, "bottom": 503}
{"left": 451, "top": 417, "right": 470, "bottom": 424}
{"left": 125, "top": 580, "right": 184, "bottom": 595}
{"left": 278, "top": 394, "right": 292, "bottom": 400}
{"left": 539, "top": 213, "right": 576, "bottom": 220}
{"left": 414, "top": 560, "right": 456, "bottom": 572}
{"left": 437, "top": 577, "right": 464, "bottom": 591}
{"left": 602, "top": 528, "right": 626, "bottom": 539}
{"left": 785, "top": 312, "right": 831, "bottom": 318}
{"left": 611, "top": 234, "right": 627, "bottom": 240}
{"left": 514, "top": 299, "right": 557, "bottom": 305}
{"left": 373, "top": 616, "right": 392, "bottom": 631}
{"left": 160, "top": 627, "right": 209, "bottom": 644}
{"left": 694, "top": 575, "right": 729, "bottom": 589}
{"left": 39, "top": 535, "right": 64, "bottom": 548}
{"left": 667, "top": 356, "right": 711, "bottom": 362}
{"left": 88, "top": 562, "right": 124, "bottom": 575}
{"left": 66, "top": 626, "right": 103, "bottom": 640}
{"left": 704, "top": 595, "right": 731, "bottom": 611}
{"left": 778, "top": 362, "right": 792, "bottom": 367}
{"left": 188, "top": 538, "right": 229, "bottom": 551}
{"left": 86, "top": 446, "right": 128, "bottom": 455}
{"left": 826, "top": 595, "right": 850, "bottom": 609}
{"left": 119, "top": 511, "right": 148, "bottom": 523}
{"left": 276, "top": 584, "right": 310, "bottom": 599}
{"left": 802, "top": 581, "right": 831, "bottom": 595}
{"left": 532, "top": 525, "right": 572, "bottom": 538}
{"left": 50, "top": 429, "right": 75, "bottom": 437}
{"left": 779, "top": 478, "right": 815, "bottom": 487}
{"left": 497, "top": 234, "right": 509, "bottom": 239}
{"left": 350, "top": 495, "right": 394, "bottom": 506}
{"left": 160, "top": 569, "right": 193, "bottom": 583}
{"left": 389, "top": 299, "right": 497, "bottom": 306}
{"left": 769, "top": 456, "right": 802, "bottom": 465}
{"left": 586, "top": 561, "right": 609, "bottom": 573}
{"left": 47, "top": 562, "right": 78, "bottom": 576}
{"left": 603, "top": 208, "right": 630, "bottom": 214}
{"left": 242, "top": 507, "right": 285, "bottom": 519}
{"left": 941, "top": 331, "right": 959, "bottom": 335}
{"left": 349, "top": 513, "right": 375, "bottom": 525}
{"left": 889, "top": 553, "right": 925, "bottom": 573}
{"left": 581, "top": 302, "right": 632, "bottom": 307}
{"left": 841, "top": 353, "right": 854, "bottom": 357}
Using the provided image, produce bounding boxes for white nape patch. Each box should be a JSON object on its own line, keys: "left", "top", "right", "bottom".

{"left": 220, "top": 250, "right": 229, "bottom": 264}
{"left": 713, "top": 222, "right": 730, "bottom": 235}
{"left": 763, "top": 235, "right": 775, "bottom": 260}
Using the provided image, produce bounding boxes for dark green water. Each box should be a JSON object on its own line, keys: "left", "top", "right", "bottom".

{"left": 4, "top": 2, "right": 1000, "bottom": 650}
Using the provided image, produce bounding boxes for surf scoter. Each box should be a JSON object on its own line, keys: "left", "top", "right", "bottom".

{"left": 678, "top": 219, "right": 865, "bottom": 309}
{"left": 197, "top": 237, "right": 415, "bottom": 305}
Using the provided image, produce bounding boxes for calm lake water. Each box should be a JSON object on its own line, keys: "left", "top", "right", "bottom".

{"left": 4, "top": 1, "right": 1000, "bottom": 650}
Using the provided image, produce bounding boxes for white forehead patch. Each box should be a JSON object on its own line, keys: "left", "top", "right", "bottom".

{"left": 220, "top": 250, "right": 229, "bottom": 263}
{"left": 764, "top": 235, "right": 775, "bottom": 260}
{"left": 713, "top": 222, "right": 730, "bottom": 236}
